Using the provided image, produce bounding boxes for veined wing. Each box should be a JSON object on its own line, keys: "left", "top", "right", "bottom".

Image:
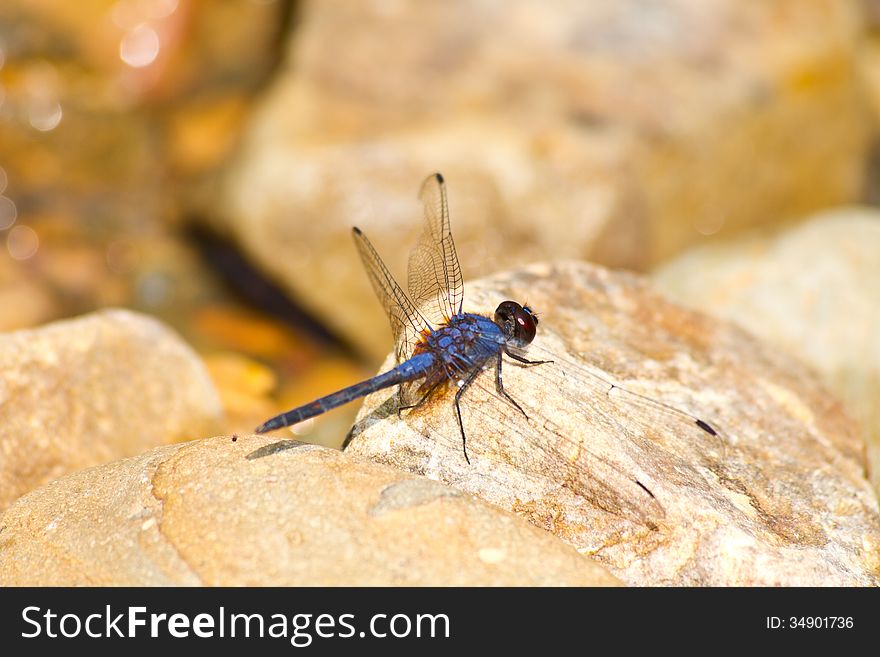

{"left": 352, "top": 227, "right": 432, "bottom": 364}
{"left": 442, "top": 341, "right": 726, "bottom": 528}
{"left": 407, "top": 173, "right": 465, "bottom": 327}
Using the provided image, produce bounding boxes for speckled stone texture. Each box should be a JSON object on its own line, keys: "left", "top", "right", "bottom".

{"left": 0, "top": 437, "right": 620, "bottom": 586}
{"left": 346, "top": 261, "right": 880, "bottom": 585}
{"left": 0, "top": 309, "right": 223, "bottom": 510}
{"left": 653, "top": 209, "right": 880, "bottom": 496}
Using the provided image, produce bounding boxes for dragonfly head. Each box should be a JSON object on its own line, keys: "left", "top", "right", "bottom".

{"left": 494, "top": 301, "right": 539, "bottom": 348}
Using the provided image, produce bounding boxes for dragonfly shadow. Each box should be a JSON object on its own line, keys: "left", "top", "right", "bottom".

{"left": 370, "top": 393, "right": 403, "bottom": 420}
{"left": 246, "top": 439, "right": 312, "bottom": 460}
{"left": 342, "top": 393, "right": 401, "bottom": 450}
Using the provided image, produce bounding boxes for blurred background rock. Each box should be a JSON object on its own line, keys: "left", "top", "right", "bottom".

{"left": 0, "top": 0, "right": 878, "bottom": 471}
{"left": 0, "top": 0, "right": 368, "bottom": 446}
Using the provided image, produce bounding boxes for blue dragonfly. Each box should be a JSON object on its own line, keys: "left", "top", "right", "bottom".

{"left": 255, "top": 173, "right": 552, "bottom": 462}
{"left": 255, "top": 173, "right": 718, "bottom": 463}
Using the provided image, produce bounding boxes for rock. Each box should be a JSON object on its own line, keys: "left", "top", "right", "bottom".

{"left": 652, "top": 207, "right": 880, "bottom": 495}
{"left": 0, "top": 2, "right": 286, "bottom": 337}
{"left": 0, "top": 268, "right": 57, "bottom": 332}
{"left": 201, "top": 351, "right": 279, "bottom": 437}
{"left": 208, "top": 0, "right": 871, "bottom": 359}
{"left": 0, "top": 436, "right": 620, "bottom": 586}
{"left": 344, "top": 261, "right": 880, "bottom": 585}
{"left": 863, "top": 3, "right": 880, "bottom": 126}
{"left": 0, "top": 0, "right": 284, "bottom": 187}
{"left": 0, "top": 309, "right": 223, "bottom": 510}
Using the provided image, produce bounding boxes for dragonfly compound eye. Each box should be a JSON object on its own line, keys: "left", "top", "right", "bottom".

{"left": 495, "top": 301, "right": 537, "bottom": 346}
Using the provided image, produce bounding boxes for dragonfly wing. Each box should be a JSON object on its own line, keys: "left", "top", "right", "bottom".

{"left": 352, "top": 227, "right": 432, "bottom": 365}
{"left": 407, "top": 173, "right": 465, "bottom": 327}
{"left": 511, "top": 341, "right": 725, "bottom": 454}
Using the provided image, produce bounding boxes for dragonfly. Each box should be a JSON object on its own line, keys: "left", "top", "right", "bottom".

{"left": 255, "top": 173, "right": 719, "bottom": 463}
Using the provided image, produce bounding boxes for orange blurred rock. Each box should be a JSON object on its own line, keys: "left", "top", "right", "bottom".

{"left": 0, "top": 437, "right": 621, "bottom": 586}
{"left": 203, "top": 351, "right": 278, "bottom": 435}
{"left": 210, "top": 0, "right": 872, "bottom": 359}
{"left": 345, "top": 261, "right": 880, "bottom": 585}
{"left": 0, "top": 309, "right": 223, "bottom": 510}
{"left": 167, "top": 95, "right": 250, "bottom": 174}
{"left": 0, "top": 0, "right": 284, "bottom": 256}
{"left": 0, "top": 251, "right": 58, "bottom": 330}
{"left": 190, "top": 305, "right": 308, "bottom": 361}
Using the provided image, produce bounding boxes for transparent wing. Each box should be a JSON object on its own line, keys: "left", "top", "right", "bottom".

{"left": 407, "top": 173, "right": 464, "bottom": 327}
{"left": 433, "top": 342, "right": 726, "bottom": 528}
{"left": 513, "top": 342, "right": 724, "bottom": 451}
{"left": 352, "top": 227, "right": 432, "bottom": 364}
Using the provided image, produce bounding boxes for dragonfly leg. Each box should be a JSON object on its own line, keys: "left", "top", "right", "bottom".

{"left": 454, "top": 367, "right": 483, "bottom": 465}
{"left": 495, "top": 353, "right": 528, "bottom": 419}
{"left": 397, "top": 381, "right": 443, "bottom": 418}
{"left": 504, "top": 348, "right": 553, "bottom": 367}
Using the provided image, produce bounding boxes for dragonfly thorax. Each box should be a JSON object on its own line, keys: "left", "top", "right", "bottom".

{"left": 415, "top": 313, "right": 505, "bottom": 374}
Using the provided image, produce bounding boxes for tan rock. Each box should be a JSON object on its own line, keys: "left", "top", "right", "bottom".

{"left": 0, "top": 436, "right": 620, "bottom": 586}
{"left": 208, "top": 0, "right": 871, "bottom": 359}
{"left": 862, "top": 8, "right": 880, "bottom": 124}
{"left": 0, "top": 275, "right": 57, "bottom": 332}
{"left": 652, "top": 208, "right": 880, "bottom": 495}
{"left": 0, "top": 309, "right": 223, "bottom": 510}
{"left": 345, "top": 261, "right": 880, "bottom": 585}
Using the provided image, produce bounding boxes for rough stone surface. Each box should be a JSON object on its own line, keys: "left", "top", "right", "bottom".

{"left": 0, "top": 309, "right": 223, "bottom": 510}
{"left": 652, "top": 207, "right": 880, "bottom": 495}
{"left": 345, "top": 261, "right": 880, "bottom": 585}
{"left": 0, "top": 436, "right": 620, "bottom": 586}
{"left": 208, "top": 0, "right": 871, "bottom": 359}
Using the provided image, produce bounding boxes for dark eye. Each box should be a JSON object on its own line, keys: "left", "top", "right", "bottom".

{"left": 494, "top": 301, "right": 538, "bottom": 346}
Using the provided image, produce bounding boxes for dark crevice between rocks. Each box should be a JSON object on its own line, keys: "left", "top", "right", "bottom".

{"left": 183, "top": 221, "right": 364, "bottom": 359}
